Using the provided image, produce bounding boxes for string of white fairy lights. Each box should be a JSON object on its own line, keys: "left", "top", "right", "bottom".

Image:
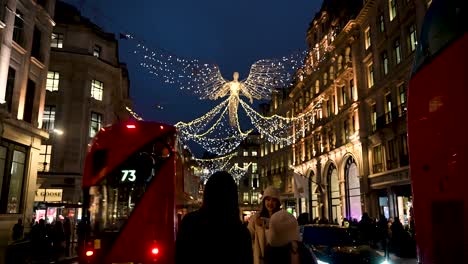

{"left": 132, "top": 39, "right": 306, "bottom": 101}
{"left": 194, "top": 153, "right": 253, "bottom": 180}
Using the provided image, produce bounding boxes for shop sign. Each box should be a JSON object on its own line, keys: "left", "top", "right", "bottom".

{"left": 35, "top": 189, "right": 63, "bottom": 202}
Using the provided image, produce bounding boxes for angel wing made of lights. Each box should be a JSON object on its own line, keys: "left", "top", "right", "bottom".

{"left": 135, "top": 41, "right": 305, "bottom": 101}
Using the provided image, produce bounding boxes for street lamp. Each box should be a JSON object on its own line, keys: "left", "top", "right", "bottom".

{"left": 52, "top": 128, "right": 64, "bottom": 135}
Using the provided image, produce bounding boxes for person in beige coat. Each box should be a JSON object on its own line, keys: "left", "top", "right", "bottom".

{"left": 248, "top": 186, "right": 281, "bottom": 264}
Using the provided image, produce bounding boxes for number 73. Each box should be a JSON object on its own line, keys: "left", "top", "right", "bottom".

{"left": 121, "top": 170, "right": 136, "bottom": 182}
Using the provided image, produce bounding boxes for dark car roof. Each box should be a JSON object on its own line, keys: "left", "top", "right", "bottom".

{"left": 302, "top": 224, "right": 362, "bottom": 246}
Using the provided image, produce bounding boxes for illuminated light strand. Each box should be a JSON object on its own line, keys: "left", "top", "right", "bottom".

{"left": 125, "top": 106, "right": 144, "bottom": 121}
{"left": 132, "top": 40, "right": 306, "bottom": 101}
{"left": 177, "top": 110, "right": 250, "bottom": 155}
{"left": 176, "top": 99, "right": 229, "bottom": 136}
{"left": 228, "top": 162, "right": 252, "bottom": 179}
{"left": 193, "top": 152, "right": 238, "bottom": 178}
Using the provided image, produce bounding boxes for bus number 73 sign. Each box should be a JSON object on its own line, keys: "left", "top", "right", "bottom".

{"left": 121, "top": 169, "right": 137, "bottom": 182}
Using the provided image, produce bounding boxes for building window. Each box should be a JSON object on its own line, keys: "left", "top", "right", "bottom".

{"left": 389, "top": 0, "right": 397, "bottom": 21}
{"left": 23, "top": 80, "right": 36, "bottom": 124}
{"left": 343, "top": 119, "right": 349, "bottom": 141}
{"left": 243, "top": 150, "right": 249, "bottom": 156}
{"left": 381, "top": 52, "right": 389, "bottom": 75}
{"left": 323, "top": 73, "right": 328, "bottom": 86}
{"left": 5, "top": 67, "right": 16, "bottom": 112}
{"left": 345, "top": 157, "right": 361, "bottom": 220}
{"left": 385, "top": 93, "right": 393, "bottom": 124}
{"left": 408, "top": 24, "right": 417, "bottom": 52}
{"left": 252, "top": 150, "right": 258, "bottom": 156}
{"left": 398, "top": 84, "right": 407, "bottom": 116}
{"left": 0, "top": 143, "right": 27, "bottom": 214}
{"left": 46, "top": 71, "right": 60, "bottom": 92}
{"left": 42, "top": 106, "right": 56, "bottom": 131}
{"left": 373, "top": 145, "right": 383, "bottom": 173}
{"left": 399, "top": 134, "right": 409, "bottom": 166}
{"left": 12, "top": 11, "right": 25, "bottom": 47}
{"left": 243, "top": 192, "right": 249, "bottom": 202}
{"left": 394, "top": 39, "right": 402, "bottom": 64}
{"left": 349, "top": 79, "right": 354, "bottom": 101}
{"left": 378, "top": 14, "right": 385, "bottom": 32}
{"left": 371, "top": 104, "right": 377, "bottom": 132}
{"left": 93, "top": 45, "right": 102, "bottom": 58}
{"left": 252, "top": 191, "right": 259, "bottom": 204}
{"left": 31, "top": 27, "right": 43, "bottom": 61}
{"left": 89, "top": 112, "right": 102, "bottom": 138}
{"left": 367, "top": 63, "right": 375, "bottom": 88}
{"left": 38, "top": 144, "right": 52, "bottom": 172}
{"left": 352, "top": 115, "right": 356, "bottom": 133}
{"left": 252, "top": 163, "right": 258, "bottom": 173}
{"left": 365, "top": 27, "right": 371, "bottom": 50}
{"left": 386, "top": 139, "right": 398, "bottom": 170}
{"left": 51, "top": 33, "right": 64, "bottom": 48}
{"left": 327, "top": 164, "right": 342, "bottom": 222}
{"left": 91, "top": 80, "right": 103, "bottom": 101}
{"left": 341, "top": 86, "right": 348, "bottom": 105}
{"left": 315, "top": 80, "right": 320, "bottom": 94}
{"left": 326, "top": 100, "right": 331, "bottom": 117}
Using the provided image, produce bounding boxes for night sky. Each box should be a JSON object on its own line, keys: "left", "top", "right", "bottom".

{"left": 63, "top": 0, "right": 323, "bottom": 154}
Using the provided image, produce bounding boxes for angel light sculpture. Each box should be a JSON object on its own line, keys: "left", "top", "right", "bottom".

{"left": 134, "top": 41, "right": 305, "bottom": 153}
{"left": 212, "top": 72, "right": 253, "bottom": 126}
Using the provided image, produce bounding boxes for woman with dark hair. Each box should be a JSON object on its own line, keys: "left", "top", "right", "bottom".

{"left": 248, "top": 186, "right": 281, "bottom": 264}
{"left": 175, "top": 171, "right": 253, "bottom": 264}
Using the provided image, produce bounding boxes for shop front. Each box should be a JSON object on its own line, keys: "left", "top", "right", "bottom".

{"left": 368, "top": 167, "right": 412, "bottom": 225}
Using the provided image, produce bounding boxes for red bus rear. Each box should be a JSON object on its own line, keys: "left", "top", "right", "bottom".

{"left": 407, "top": 0, "right": 467, "bottom": 263}
{"left": 81, "top": 121, "right": 183, "bottom": 264}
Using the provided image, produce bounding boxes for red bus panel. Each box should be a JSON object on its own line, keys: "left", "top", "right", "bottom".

{"left": 407, "top": 1, "right": 467, "bottom": 262}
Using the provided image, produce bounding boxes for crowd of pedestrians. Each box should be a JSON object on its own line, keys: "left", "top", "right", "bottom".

{"left": 8, "top": 215, "right": 78, "bottom": 263}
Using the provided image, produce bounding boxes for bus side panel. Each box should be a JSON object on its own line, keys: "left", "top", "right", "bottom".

{"left": 407, "top": 33, "right": 468, "bottom": 264}
{"left": 105, "top": 156, "right": 176, "bottom": 264}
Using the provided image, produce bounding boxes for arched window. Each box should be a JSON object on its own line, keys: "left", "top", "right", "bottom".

{"left": 327, "top": 163, "right": 341, "bottom": 223}
{"left": 315, "top": 80, "right": 320, "bottom": 94}
{"left": 308, "top": 171, "right": 320, "bottom": 220}
{"left": 345, "top": 157, "right": 361, "bottom": 221}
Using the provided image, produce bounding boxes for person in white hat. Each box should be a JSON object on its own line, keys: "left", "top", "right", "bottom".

{"left": 264, "top": 210, "right": 317, "bottom": 264}
{"left": 247, "top": 186, "right": 281, "bottom": 264}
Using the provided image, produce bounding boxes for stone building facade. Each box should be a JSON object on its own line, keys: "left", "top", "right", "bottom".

{"left": 260, "top": 0, "right": 431, "bottom": 224}
{"left": 0, "top": 0, "right": 56, "bottom": 259}
{"left": 37, "top": 1, "right": 131, "bottom": 206}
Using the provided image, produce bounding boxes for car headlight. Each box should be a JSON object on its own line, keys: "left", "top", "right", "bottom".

{"left": 317, "top": 260, "right": 329, "bottom": 264}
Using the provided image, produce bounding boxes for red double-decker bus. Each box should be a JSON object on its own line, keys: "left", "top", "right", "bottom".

{"left": 80, "top": 121, "right": 191, "bottom": 263}
{"left": 407, "top": 0, "right": 466, "bottom": 263}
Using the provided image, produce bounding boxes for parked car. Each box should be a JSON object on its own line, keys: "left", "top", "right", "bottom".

{"left": 301, "top": 225, "right": 389, "bottom": 264}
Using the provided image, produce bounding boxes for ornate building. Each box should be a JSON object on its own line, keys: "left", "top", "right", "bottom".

{"left": 0, "top": 0, "right": 56, "bottom": 259}
{"left": 233, "top": 132, "right": 261, "bottom": 221}
{"left": 261, "top": 0, "right": 431, "bottom": 224}
{"left": 37, "top": 1, "right": 132, "bottom": 206}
